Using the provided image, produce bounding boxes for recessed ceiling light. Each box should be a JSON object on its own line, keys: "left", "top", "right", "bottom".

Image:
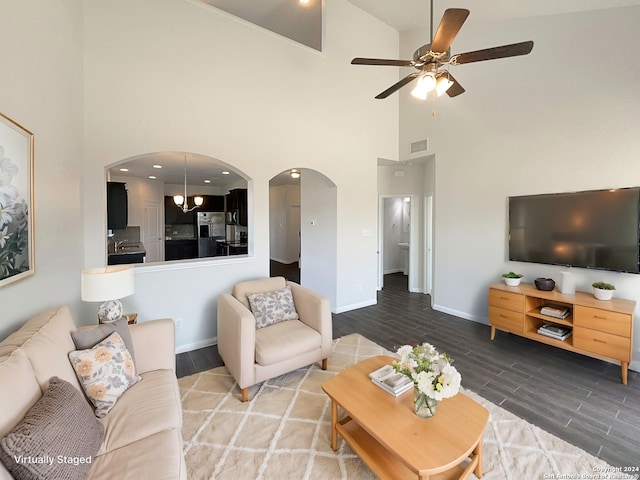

{"left": 149, "top": 175, "right": 157, "bottom": 179}
{"left": 152, "top": 164, "right": 162, "bottom": 169}
{"left": 222, "top": 171, "right": 230, "bottom": 175}
{"left": 204, "top": 179, "right": 211, "bottom": 184}
{"left": 299, "top": 0, "right": 310, "bottom": 4}
{"left": 119, "top": 168, "right": 129, "bottom": 172}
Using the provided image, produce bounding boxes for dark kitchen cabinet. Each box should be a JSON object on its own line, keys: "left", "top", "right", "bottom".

{"left": 165, "top": 239, "right": 198, "bottom": 261}
{"left": 226, "top": 188, "right": 248, "bottom": 226}
{"left": 165, "top": 196, "right": 196, "bottom": 225}
{"left": 107, "top": 182, "right": 128, "bottom": 230}
{"left": 201, "top": 195, "right": 225, "bottom": 212}
{"left": 108, "top": 253, "right": 145, "bottom": 265}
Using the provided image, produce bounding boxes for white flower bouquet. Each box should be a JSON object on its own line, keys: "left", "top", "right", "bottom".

{"left": 393, "top": 342, "right": 461, "bottom": 401}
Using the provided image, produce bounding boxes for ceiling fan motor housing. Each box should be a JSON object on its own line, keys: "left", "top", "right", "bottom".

{"left": 413, "top": 44, "right": 450, "bottom": 66}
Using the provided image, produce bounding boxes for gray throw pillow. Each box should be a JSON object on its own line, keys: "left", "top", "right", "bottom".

{"left": 247, "top": 285, "right": 299, "bottom": 329}
{"left": 71, "top": 317, "right": 136, "bottom": 362}
{"left": 0, "top": 376, "right": 104, "bottom": 480}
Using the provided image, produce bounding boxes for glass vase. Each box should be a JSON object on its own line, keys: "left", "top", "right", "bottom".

{"left": 413, "top": 389, "right": 438, "bottom": 418}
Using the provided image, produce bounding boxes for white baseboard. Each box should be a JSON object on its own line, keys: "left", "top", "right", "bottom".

{"left": 383, "top": 268, "right": 403, "bottom": 275}
{"left": 270, "top": 257, "right": 298, "bottom": 265}
{"left": 176, "top": 336, "right": 217, "bottom": 354}
{"left": 432, "top": 304, "right": 488, "bottom": 324}
{"left": 334, "top": 299, "right": 377, "bottom": 314}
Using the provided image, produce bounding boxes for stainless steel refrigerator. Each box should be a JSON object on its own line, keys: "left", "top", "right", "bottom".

{"left": 197, "top": 212, "right": 225, "bottom": 257}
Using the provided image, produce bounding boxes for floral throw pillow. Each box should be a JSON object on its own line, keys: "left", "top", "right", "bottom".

{"left": 68, "top": 331, "right": 141, "bottom": 418}
{"left": 247, "top": 285, "right": 299, "bottom": 329}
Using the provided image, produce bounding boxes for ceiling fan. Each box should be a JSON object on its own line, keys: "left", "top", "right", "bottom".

{"left": 351, "top": 2, "right": 534, "bottom": 99}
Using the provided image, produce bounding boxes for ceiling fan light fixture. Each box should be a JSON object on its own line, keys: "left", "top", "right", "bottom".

{"left": 411, "top": 73, "right": 436, "bottom": 100}
{"left": 435, "top": 75, "right": 454, "bottom": 96}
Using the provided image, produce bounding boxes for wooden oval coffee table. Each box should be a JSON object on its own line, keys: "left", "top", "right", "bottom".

{"left": 322, "top": 355, "right": 489, "bottom": 480}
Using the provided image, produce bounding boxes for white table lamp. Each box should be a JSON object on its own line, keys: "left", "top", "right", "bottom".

{"left": 81, "top": 266, "right": 135, "bottom": 323}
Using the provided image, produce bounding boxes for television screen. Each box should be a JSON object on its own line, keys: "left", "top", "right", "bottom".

{"left": 509, "top": 188, "right": 640, "bottom": 274}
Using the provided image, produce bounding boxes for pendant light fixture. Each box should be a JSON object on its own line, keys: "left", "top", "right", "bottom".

{"left": 174, "top": 156, "right": 203, "bottom": 213}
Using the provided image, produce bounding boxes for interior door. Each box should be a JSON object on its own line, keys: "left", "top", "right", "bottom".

{"left": 144, "top": 200, "right": 162, "bottom": 262}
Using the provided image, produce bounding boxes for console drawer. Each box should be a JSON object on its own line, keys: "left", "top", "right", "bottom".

{"left": 489, "top": 289, "right": 524, "bottom": 313}
{"left": 489, "top": 306, "right": 523, "bottom": 333}
{"left": 574, "top": 305, "right": 631, "bottom": 337}
{"left": 573, "top": 328, "right": 631, "bottom": 362}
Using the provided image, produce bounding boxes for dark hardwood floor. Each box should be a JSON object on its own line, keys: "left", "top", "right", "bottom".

{"left": 177, "top": 273, "right": 640, "bottom": 468}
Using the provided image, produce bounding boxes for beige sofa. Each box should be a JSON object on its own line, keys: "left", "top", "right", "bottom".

{"left": 0, "top": 306, "right": 186, "bottom": 479}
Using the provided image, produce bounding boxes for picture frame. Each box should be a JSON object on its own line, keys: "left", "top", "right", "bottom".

{"left": 0, "top": 112, "right": 34, "bottom": 287}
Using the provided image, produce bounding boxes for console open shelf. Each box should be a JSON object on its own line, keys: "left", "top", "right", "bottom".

{"left": 489, "top": 283, "right": 635, "bottom": 384}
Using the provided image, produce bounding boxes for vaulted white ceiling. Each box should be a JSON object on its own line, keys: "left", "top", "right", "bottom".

{"left": 201, "top": 0, "right": 640, "bottom": 48}
{"left": 348, "top": 0, "right": 640, "bottom": 32}
{"left": 115, "top": 0, "right": 640, "bottom": 186}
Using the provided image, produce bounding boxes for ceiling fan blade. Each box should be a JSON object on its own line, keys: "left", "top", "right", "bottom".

{"left": 351, "top": 58, "right": 413, "bottom": 67}
{"left": 430, "top": 9, "right": 470, "bottom": 54}
{"left": 452, "top": 41, "right": 534, "bottom": 65}
{"left": 445, "top": 73, "right": 465, "bottom": 97}
{"left": 375, "top": 73, "right": 419, "bottom": 99}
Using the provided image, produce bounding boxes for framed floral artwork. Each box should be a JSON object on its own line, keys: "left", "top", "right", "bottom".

{"left": 0, "top": 112, "right": 34, "bottom": 287}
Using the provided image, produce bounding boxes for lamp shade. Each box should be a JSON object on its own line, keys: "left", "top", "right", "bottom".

{"left": 81, "top": 266, "right": 135, "bottom": 302}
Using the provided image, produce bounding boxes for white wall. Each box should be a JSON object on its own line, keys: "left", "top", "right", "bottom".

{"left": 300, "top": 171, "right": 338, "bottom": 310}
{"left": 400, "top": 7, "right": 640, "bottom": 370}
{"left": 0, "top": 1, "right": 84, "bottom": 338}
{"left": 81, "top": 0, "right": 399, "bottom": 348}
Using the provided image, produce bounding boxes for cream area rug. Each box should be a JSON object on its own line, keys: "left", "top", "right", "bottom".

{"left": 179, "top": 334, "right": 631, "bottom": 480}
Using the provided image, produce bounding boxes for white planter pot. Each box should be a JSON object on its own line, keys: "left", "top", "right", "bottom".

{"left": 504, "top": 277, "right": 522, "bottom": 287}
{"left": 593, "top": 287, "right": 613, "bottom": 301}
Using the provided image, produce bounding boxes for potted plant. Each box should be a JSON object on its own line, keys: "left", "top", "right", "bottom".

{"left": 502, "top": 272, "right": 524, "bottom": 286}
{"left": 592, "top": 281, "right": 615, "bottom": 300}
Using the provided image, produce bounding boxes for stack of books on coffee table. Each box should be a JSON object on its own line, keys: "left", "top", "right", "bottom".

{"left": 368, "top": 365, "right": 413, "bottom": 397}
{"left": 537, "top": 323, "right": 572, "bottom": 341}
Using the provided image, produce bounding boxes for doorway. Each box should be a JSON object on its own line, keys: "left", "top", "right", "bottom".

{"left": 378, "top": 196, "right": 412, "bottom": 292}
{"left": 268, "top": 175, "right": 301, "bottom": 283}
{"left": 269, "top": 168, "right": 338, "bottom": 308}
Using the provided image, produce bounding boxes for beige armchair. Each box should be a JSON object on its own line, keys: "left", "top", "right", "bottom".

{"left": 217, "top": 277, "right": 332, "bottom": 402}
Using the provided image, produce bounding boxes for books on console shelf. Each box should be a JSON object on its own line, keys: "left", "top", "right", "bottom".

{"left": 537, "top": 323, "right": 573, "bottom": 341}
{"left": 368, "top": 364, "right": 414, "bottom": 397}
{"left": 540, "top": 305, "right": 570, "bottom": 319}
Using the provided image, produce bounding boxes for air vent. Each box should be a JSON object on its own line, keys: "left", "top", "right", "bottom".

{"left": 410, "top": 139, "right": 429, "bottom": 153}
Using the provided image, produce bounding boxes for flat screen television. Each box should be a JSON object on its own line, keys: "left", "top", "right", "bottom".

{"left": 508, "top": 187, "right": 640, "bottom": 274}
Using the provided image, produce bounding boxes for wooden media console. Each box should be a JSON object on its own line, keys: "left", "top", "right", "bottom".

{"left": 488, "top": 283, "right": 635, "bottom": 384}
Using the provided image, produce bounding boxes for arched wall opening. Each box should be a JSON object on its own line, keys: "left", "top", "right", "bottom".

{"left": 105, "top": 151, "right": 251, "bottom": 266}
{"left": 269, "top": 168, "right": 337, "bottom": 310}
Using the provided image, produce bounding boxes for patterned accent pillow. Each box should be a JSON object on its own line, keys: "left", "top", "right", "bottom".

{"left": 247, "top": 285, "right": 300, "bottom": 329}
{"left": 68, "top": 332, "right": 141, "bottom": 418}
